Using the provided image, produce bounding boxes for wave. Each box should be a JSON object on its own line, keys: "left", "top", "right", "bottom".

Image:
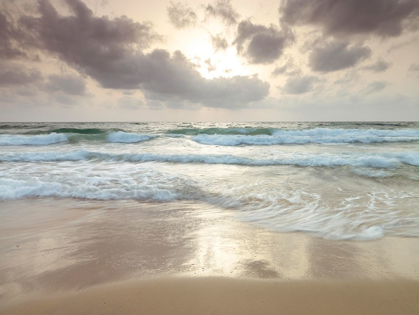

{"left": 166, "top": 127, "right": 277, "bottom": 136}
{"left": 0, "top": 132, "right": 156, "bottom": 145}
{"left": 0, "top": 124, "right": 48, "bottom": 130}
{"left": 0, "top": 133, "right": 69, "bottom": 145}
{"left": 107, "top": 131, "right": 156, "bottom": 143}
{"left": 192, "top": 128, "right": 419, "bottom": 145}
{"left": 45, "top": 128, "right": 112, "bottom": 134}
{"left": 1, "top": 150, "right": 418, "bottom": 169}
{"left": 0, "top": 166, "right": 417, "bottom": 240}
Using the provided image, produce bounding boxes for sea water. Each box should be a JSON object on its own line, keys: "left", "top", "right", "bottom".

{"left": 0, "top": 122, "right": 418, "bottom": 240}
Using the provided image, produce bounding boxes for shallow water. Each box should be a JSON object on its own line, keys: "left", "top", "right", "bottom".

{"left": 0, "top": 122, "right": 418, "bottom": 240}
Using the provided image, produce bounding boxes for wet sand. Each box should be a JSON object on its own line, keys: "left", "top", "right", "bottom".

{"left": 1, "top": 198, "right": 419, "bottom": 314}
{"left": 3, "top": 278, "right": 419, "bottom": 315}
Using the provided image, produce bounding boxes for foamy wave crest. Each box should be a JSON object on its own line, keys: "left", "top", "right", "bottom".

{"left": 192, "top": 128, "right": 419, "bottom": 145}
{"left": 0, "top": 132, "right": 156, "bottom": 145}
{"left": 0, "top": 171, "right": 190, "bottom": 201}
{"left": 0, "top": 168, "right": 417, "bottom": 240}
{"left": 107, "top": 131, "right": 156, "bottom": 143}
{"left": 0, "top": 133, "right": 69, "bottom": 145}
{"left": 1, "top": 150, "right": 418, "bottom": 169}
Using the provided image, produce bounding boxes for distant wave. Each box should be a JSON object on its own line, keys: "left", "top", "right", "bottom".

{"left": 0, "top": 132, "right": 156, "bottom": 145}
{"left": 0, "top": 133, "right": 69, "bottom": 145}
{"left": 192, "top": 128, "right": 419, "bottom": 145}
{"left": 1, "top": 150, "right": 418, "bottom": 169}
{"left": 44, "top": 128, "right": 113, "bottom": 134}
{"left": 166, "top": 127, "right": 277, "bottom": 136}
{"left": 0, "top": 124, "right": 48, "bottom": 129}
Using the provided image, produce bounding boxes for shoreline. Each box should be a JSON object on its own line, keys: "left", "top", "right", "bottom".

{"left": 1, "top": 198, "right": 419, "bottom": 313}
{"left": 2, "top": 277, "right": 419, "bottom": 315}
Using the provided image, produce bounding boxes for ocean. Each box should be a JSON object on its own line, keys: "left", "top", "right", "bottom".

{"left": 0, "top": 122, "right": 418, "bottom": 241}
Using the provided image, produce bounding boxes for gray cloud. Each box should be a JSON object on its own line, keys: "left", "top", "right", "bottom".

{"left": 271, "top": 57, "right": 301, "bottom": 77}
{"left": 19, "top": 0, "right": 269, "bottom": 109}
{"left": 0, "top": 12, "right": 28, "bottom": 59}
{"left": 45, "top": 74, "right": 87, "bottom": 95}
{"left": 205, "top": 0, "right": 239, "bottom": 25}
{"left": 234, "top": 21, "right": 293, "bottom": 64}
{"left": 282, "top": 75, "right": 320, "bottom": 94}
{"left": 365, "top": 81, "right": 389, "bottom": 94}
{"left": 204, "top": 59, "right": 216, "bottom": 72}
{"left": 362, "top": 60, "right": 392, "bottom": 72}
{"left": 0, "top": 62, "right": 42, "bottom": 86}
{"left": 309, "top": 41, "right": 371, "bottom": 72}
{"left": 167, "top": 2, "right": 197, "bottom": 29}
{"left": 280, "top": 0, "right": 419, "bottom": 38}
{"left": 118, "top": 96, "right": 145, "bottom": 110}
{"left": 211, "top": 33, "right": 228, "bottom": 51}
{"left": 409, "top": 63, "right": 419, "bottom": 71}
{"left": 20, "top": 0, "right": 160, "bottom": 67}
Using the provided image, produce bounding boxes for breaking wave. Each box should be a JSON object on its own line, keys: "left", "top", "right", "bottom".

{"left": 1, "top": 150, "right": 418, "bottom": 169}
{"left": 192, "top": 128, "right": 419, "bottom": 145}
{"left": 0, "top": 132, "right": 156, "bottom": 145}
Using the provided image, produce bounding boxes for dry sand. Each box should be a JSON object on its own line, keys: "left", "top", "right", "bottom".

{"left": 1, "top": 198, "right": 419, "bottom": 314}
{"left": 2, "top": 278, "right": 419, "bottom": 315}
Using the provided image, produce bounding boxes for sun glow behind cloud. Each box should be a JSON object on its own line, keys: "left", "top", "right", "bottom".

{"left": 0, "top": 0, "right": 418, "bottom": 121}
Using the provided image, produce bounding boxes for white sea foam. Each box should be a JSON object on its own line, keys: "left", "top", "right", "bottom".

{"left": 0, "top": 133, "right": 69, "bottom": 145}
{"left": 107, "top": 131, "right": 156, "bottom": 143}
{"left": 1, "top": 165, "right": 417, "bottom": 240}
{"left": 0, "top": 132, "right": 155, "bottom": 145}
{"left": 192, "top": 128, "right": 419, "bottom": 146}
{"left": 0, "top": 150, "right": 417, "bottom": 169}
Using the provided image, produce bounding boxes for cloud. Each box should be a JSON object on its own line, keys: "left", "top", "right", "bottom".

{"left": 205, "top": 0, "right": 239, "bottom": 25}
{"left": 19, "top": 0, "right": 269, "bottom": 109}
{"left": 0, "top": 62, "right": 42, "bottom": 86}
{"left": 20, "top": 0, "right": 160, "bottom": 68}
{"left": 234, "top": 20, "right": 293, "bottom": 64}
{"left": 211, "top": 34, "right": 228, "bottom": 51}
{"left": 364, "top": 81, "right": 389, "bottom": 94}
{"left": 362, "top": 60, "right": 392, "bottom": 72}
{"left": 118, "top": 96, "right": 146, "bottom": 110}
{"left": 167, "top": 2, "right": 197, "bottom": 29}
{"left": 409, "top": 63, "right": 419, "bottom": 71}
{"left": 282, "top": 75, "right": 320, "bottom": 94}
{"left": 44, "top": 74, "right": 87, "bottom": 95}
{"left": 280, "top": 0, "right": 419, "bottom": 38}
{"left": 271, "top": 57, "right": 301, "bottom": 77}
{"left": 309, "top": 41, "right": 371, "bottom": 72}
{"left": 0, "top": 12, "right": 28, "bottom": 59}
{"left": 204, "top": 59, "right": 216, "bottom": 72}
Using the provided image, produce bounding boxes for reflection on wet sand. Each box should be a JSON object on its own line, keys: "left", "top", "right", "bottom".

{"left": 0, "top": 198, "right": 418, "bottom": 304}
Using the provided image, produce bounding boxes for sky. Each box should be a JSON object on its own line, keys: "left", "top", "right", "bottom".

{"left": 0, "top": 0, "right": 419, "bottom": 121}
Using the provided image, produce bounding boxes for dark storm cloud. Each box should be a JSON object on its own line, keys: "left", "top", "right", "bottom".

{"left": 365, "top": 81, "right": 389, "bottom": 94}
{"left": 19, "top": 0, "right": 269, "bottom": 109}
{"left": 234, "top": 21, "right": 293, "bottom": 64}
{"left": 362, "top": 60, "right": 392, "bottom": 73}
{"left": 167, "top": 2, "right": 197, "bottom": 29}
{"left": 211, "top": 34, "right": 229, "bottom": 51}
{"left": 280, "top": 0, "right": 419, "bottom": 38}
{"left": 282, "top": 75, "right": 320, "bottom": 94}
{"left": 45, "top": 74, "right": 87, "bottom": 95}
{"left": 205, "top": 0, "right": 239, "bottom": 25}
{"left": 0, "top": 62, "right": 42, "bottom": 86}
{"left": 309, "top": 41, "right": 371, "bottom": 72}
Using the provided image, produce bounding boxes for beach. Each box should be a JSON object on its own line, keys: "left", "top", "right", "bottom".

{"left": 1, "top": 122, "right": 418, "bottom": 314}
{"left": 1, "top": 198, "right": 418, "bottom": 314}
